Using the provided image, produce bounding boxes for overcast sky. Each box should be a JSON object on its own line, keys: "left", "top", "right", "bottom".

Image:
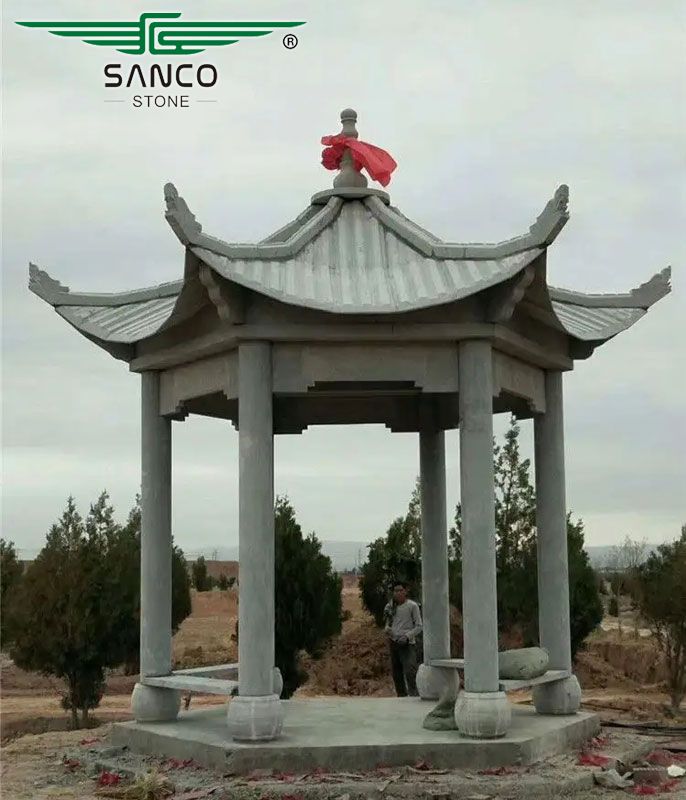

{"left": 2, "top": 0, "right": 684, "bottom": 558}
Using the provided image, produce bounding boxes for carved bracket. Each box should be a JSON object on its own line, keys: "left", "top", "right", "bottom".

{"left": 487, "top": 263, "right": 536, "bottom": 323}
{"left": 198, "top": 264, "right": 245, "bottom": 324}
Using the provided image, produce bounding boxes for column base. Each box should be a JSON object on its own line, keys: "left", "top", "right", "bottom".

{"left": 131, "top": 683, "right": 181, "bottom": 723}
{"left": 454, "top": 690, "right": 511, "bottom": 738}
{"left": 416, "top": 664, "right": 459, "bottom": 701}
{"left": 227, "top": 694, "right": 283, "bottom": 742}
{"left": 533, "top": 674, "right": 581, "bottom": 715}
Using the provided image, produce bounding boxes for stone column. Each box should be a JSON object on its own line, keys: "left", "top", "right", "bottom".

{"left": 454, "top": 340, "right": 510, "bottom": 738}
{"left": 416, "top": 430, "right": 456, "bottom": 700}
{"left": 532, "top": 370, "right": 581, "bottom": 714}
{"left": 226, "top": 342, "right": 283, "bottom": 741}
{"left": 131, "top": 371, "right": 180, "bottom": 722}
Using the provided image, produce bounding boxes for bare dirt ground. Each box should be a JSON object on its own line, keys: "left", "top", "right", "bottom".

{"left": 2, "top": 582, "right": 685, "bottom": 798}
{"left": 1, "top": 590, "right": 237, "bottom": 741}
{"left": 3, "top": 723, "right": 685, "bottom": 799}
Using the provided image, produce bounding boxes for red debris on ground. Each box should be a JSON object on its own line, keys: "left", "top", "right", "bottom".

{"left": 62, "top": 758, "right": 81, "bottom": 771}
{"left": 162, "top": 757, "right": 198, "bottom": 770}
{"left": 273, "top": 771, "right": 297, "bottom": 782}
{"left": 588, "top": 734, "right": 611, "bottom": 749}
{"left": 577, "top": 751, "right": 611, "bottom": 767}
{"left": 97, "top": 770, "right": 121, "bottom": 786}
{"left": 647, "top": 751, "right": 674, "bottom": 766}
{"left": 79, "top": 737, "right": 100, "bottom": 746}
{"left": 631, "top": 780, "right": 682, "bottom": 795}
{"left": 477, "top": 765, "right": 519, "bottom": 775}
{"left": 648, "top": 749, "right": 686, "bottom": 765}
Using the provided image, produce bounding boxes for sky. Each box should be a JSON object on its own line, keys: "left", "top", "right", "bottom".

{"left": 2, "top": 0, "right": 685, "bottom": 558}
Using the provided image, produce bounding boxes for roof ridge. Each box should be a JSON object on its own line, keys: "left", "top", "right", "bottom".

{"left": 364, "top": 186, "right": 570, "bottom": 261}
{"left": 164, "top": 182, "right": 345, "bottom": 260}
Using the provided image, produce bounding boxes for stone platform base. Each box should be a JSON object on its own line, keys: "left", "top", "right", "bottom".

{"left": 112, "top": 698, "right": 599, "bottom": 773}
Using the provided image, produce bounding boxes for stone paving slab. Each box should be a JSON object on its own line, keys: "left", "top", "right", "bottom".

{"left": 112, "top": 697, "right": 600, "bottom": 773}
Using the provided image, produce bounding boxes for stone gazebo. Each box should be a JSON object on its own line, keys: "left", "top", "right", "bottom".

{"left": 30, "top": 109, "right": 671, "bottom": 755}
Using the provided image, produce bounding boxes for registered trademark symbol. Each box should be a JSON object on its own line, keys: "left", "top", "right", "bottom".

{"left": 283, "top": 33, "right": 298, "bottom": 49}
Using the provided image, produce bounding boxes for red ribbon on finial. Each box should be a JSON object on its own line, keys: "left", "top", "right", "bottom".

{"left": 321, "top": 134, "right": 397, "bottom": 187}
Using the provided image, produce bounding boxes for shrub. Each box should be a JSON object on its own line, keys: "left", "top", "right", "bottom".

{"left": 361, "top": 418, "right": 603, "bottom": 660}
{"left": 8, "top": 497, "right": 111, "bottom": 727}
{"left": 7, "top": 493, "right": 193, "bottom": 722}
{"left": 0, "top": 539, "right": 23, "bottom": 646}
{"left": 636, "top": 526, "right": 686, "bottom": 712}
{"left": 274, "top": 497, "right": 343, "bottom": 697}
{"left": 191, "top": 556, "right": 211, "bottom": 592}
{"left": 359, "top": 480, "right": 422, "bottom": 626}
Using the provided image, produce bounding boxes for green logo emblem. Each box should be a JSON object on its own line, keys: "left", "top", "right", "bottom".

{"left": 16, "top": 12, "right": 305, "bottom": 55}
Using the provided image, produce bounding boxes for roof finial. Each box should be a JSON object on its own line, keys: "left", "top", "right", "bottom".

{"left": 333, "top": 108, "right": 368, "bottom": 189}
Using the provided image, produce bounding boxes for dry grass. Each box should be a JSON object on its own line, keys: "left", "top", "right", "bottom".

{"left": 171, "top": 590, "right": 237, "bottom": 669}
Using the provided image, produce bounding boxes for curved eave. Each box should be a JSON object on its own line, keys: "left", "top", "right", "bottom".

{"left": 28, "top": 262, "right": 189, "bottom": 358}
{"left": 549, "top": 267, "right": 671, "bottom": 344}
{"left": 56, "top": 295, "right": 180, "bottom": 344}
{"left": 164, "top": 182, "right": 570, "bottom": 262}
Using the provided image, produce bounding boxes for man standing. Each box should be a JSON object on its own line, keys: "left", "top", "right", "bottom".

{"left": 384, "top": 582, "right": 422, "bottom": 697}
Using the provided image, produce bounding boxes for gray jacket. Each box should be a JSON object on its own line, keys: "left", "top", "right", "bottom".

{"left": 384, "top": 599, "right": 423, "bottom": 644}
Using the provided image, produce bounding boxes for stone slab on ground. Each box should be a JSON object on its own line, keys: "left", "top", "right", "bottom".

{"left": 112, "top": 697, "right": 600, "bottom": 773}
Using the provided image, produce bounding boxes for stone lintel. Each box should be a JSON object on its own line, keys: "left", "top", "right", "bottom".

{"left": 155, "top": 343, "right": 549, "bottom": 425}
{"left": 131, "top": 323, "right": 572, "bottom": 374}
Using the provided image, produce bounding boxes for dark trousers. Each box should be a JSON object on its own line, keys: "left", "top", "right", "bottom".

{"left": 389, "top": 641, "right": 418, "bottom": 697}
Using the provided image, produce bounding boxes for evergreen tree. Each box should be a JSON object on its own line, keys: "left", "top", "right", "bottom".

{"left": 7, "top": 492, "right": 193, "bottom": 723}
{"left": 171, "top": 544, "right": 193, "bottom": 627}
{"left": 110, "top": 495, "right": 192, "bottom": 673}
{"left": 192, "top": 556, "right": 210, "bottom": 592}
{"left": 273, "top": 496, "right": 343, "bottom": 697}
{"left": 217, "top": 573, "right": 229, "bottom": 590}
{"left": 359, "top": 479, "right": 422, "bottom": 626}
{"left": 361, "top": 418, "right": 603, "bottom": 660}
{"left": 567, "top": 517, "right": 604, "bottom": 656}
{"left": 636, "top": 525, "right": 686, "bottom": 712}
{"left": 449, "top": 417, "right": 602, "bottom": 657}
{"left": 0, "top": 539, "right": 23, "bottom": 646}
{"left": 8, "top": 497, "right": 110, "bottom": 727}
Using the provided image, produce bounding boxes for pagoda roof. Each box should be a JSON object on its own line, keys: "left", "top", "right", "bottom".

{"left": 28, "top": 183, "right": 671, "bottom": 355}
{"left": 27, "top": 109, "right": 672, "bottom": 363}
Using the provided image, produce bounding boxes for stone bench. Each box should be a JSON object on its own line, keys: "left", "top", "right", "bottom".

{"left": 142, "top": 674, "right": 238, "bottom": 695}
{"left": 174, "top": 663, "right": 238, "bottom": 678}
{"left": 429, "top": 658, "right": 570, "bottom": 692}
{"left": 141, "top": 663, "right": 282, "bottom": 697}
